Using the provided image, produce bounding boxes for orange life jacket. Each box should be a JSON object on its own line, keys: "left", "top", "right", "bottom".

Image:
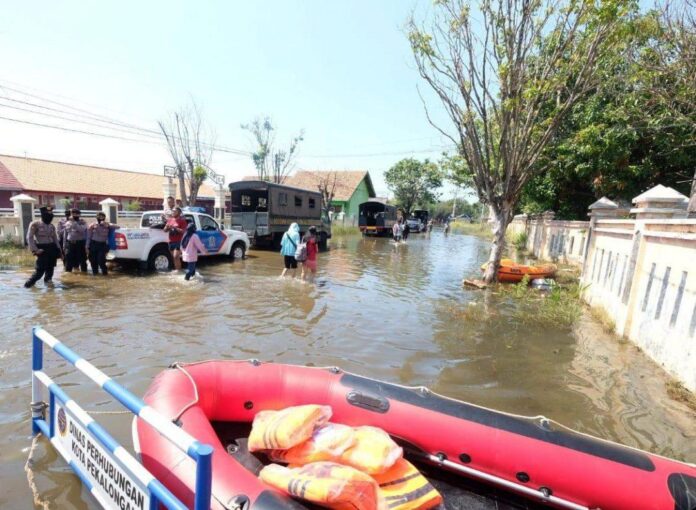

{"left": 248, "top": 405, "right": 332, "bottom": 451}
{"left": 260, "top": 462, "right": 382, "bottom": 510}
{"left": 373, "top": 459, "right": 442, "bottom": 510}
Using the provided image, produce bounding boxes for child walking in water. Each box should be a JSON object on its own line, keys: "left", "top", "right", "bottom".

{"left": 181, "top": 222, "right": 208, "bottom": 280}
{"left": 301, "top": 226, "right": 319, "bottom": 283}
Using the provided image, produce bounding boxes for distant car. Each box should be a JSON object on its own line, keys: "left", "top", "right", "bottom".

{"left": 406, "top": 217, "right": 424, "bottom": 233}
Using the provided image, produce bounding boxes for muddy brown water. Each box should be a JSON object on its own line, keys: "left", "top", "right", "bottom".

{"left": 0, "top": 232, "right": 694, "bottom": 509}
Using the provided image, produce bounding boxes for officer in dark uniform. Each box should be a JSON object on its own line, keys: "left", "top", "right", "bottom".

{"left": 63, "top": 208, "right": 88, "bottom": 272}
{"left": 86, "top": 211, "right": 120, "bottom": 275}
{"left": 24, "top": 206, "right": 63, "bottom": 288}
{"left": 57, "top": 209, "right": 71, "bottom": 268}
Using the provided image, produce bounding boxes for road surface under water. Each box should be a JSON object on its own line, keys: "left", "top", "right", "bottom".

{"left": 0, "top": 231, "right": 694, "bottom": 509}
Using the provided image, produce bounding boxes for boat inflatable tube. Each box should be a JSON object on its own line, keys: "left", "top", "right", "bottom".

{"left": 134, "top": 361, "right": 696, "bottom": 510}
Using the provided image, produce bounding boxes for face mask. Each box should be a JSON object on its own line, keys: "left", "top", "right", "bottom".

{"left": 73, "top": 216, "right": 80, "bottom": 221}
{"left": 41, "top": 213, "right": 54, "bottom": 223}
{"left": 97, "top": 217, "right": 105, "bottom": 223}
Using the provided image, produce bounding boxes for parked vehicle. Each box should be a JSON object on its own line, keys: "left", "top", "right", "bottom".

{"left": 358, "top": 201, "right": 397, "bottom": 236}
{"left": 229, "top": 180, "right": 331, "bottom": 249}
{"left": 412, "top": 209, "right": 429, "bottom": 230}
{"left": 406, "top": 217, "right": 424, "bottom": 233}
{"left": 111, "top": 211, "right": 250, "bottom": 271}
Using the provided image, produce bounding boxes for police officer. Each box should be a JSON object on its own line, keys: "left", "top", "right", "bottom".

{"left": 63, "top": 208, "right": 88, "bottom": 272}
{"left": 57, "top": 208, "right": 71, "bottom": 247}
{"left": 86, "top": 212, "right": 120, "bottom": 275}
{"left": 24, "top": 206, "right": 62, "bottom": 288}
{"left": 57, "top": 209, "right": 71, "bottom": 267}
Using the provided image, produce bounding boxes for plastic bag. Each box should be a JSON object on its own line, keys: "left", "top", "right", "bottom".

{"left": 268, "top": 423, "right": 356, "bottom": 464}
{"left": 373, "top": 458, "right": 442, "bottom": 510}
{"left": 260, "top": 462, "right": 382, "bottom": 510}
{"left": 248, "top": 405, "right": 332, "bottom": 452}
{"left": 338, "top": 426, "right": 403, "bottom": 474}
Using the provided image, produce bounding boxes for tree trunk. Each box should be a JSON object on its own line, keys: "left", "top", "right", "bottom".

{"left": 177, "top": 169, "right": 188, "bottom": 207}
{"left": 482, "top": 207, "right": 512, "bottom": 283}
{"left": 688, "top": 167, "right": 696, "bottom": 217}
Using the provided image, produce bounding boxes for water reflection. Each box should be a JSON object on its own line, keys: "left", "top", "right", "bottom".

{"left": 0, "top": 232, "right": 693, "bottom": 509}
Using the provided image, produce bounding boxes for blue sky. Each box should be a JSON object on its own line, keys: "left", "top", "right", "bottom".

{"left": 1, "top": 1, "right": 460, "bottom": 198}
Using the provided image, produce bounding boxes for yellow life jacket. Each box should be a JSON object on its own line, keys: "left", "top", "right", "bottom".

{"left": 268, "top": 423, "right": 356, "bottom": 464}
{"left": 248, "top": 405, "right": 332, "bottom": 451}
{"left": 373, "top": 459, "right": 442, "bottom": 510}
{"left": 260, "top": 462, "right": 382, "bottom": 510}
{"left": 338, "top": 426, "right": 403, "bottom": 475}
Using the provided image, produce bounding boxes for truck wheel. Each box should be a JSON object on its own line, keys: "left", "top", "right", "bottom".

{"left": 319, "top": 232, "right": 328, "bottom": 251}
{"left": 231, "top": 242, "right": 246, "bottom": 260}
{"left": 147, "top": 247, "right": 173, "bottom": 272}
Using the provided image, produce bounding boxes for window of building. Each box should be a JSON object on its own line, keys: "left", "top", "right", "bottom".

{"left": 258, "top": 197, "right": 267, "bottom": 209}
{"left": 279, "top": 192, "right": 288, "bottom": 206}
{"left": 241, "top": 194, "right": 251, "bottom": 206}
{"left": 295, "top": 195, "right": 302, "bottom": 207}
{"left": 308, "top": 198, "right": 316, "bottom": 209}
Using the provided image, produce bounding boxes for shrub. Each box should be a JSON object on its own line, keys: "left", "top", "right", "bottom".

{"left": 511, "top": 232, "right": 528, "bottom": 251}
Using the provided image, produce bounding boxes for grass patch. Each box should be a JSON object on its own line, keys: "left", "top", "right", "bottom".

{"left": 666, "top": 380, "right": 696, "bottom": 412}
{"left": 331, "top": 225, "right": 361, "bottom": 236}
{"left": 450, "top": 221, "right": 492, "bottom": 239}
{"left": 0, "top": 241, "right": 34, "bottom": 267}
{"left": 589, "top": 305, "right": 616, "bottom": 334}
{"left": 501, "top": 275, "right": 584, "bottom": 329}
{"left": 510, "top": 232, "right": 528, "bottom": 251}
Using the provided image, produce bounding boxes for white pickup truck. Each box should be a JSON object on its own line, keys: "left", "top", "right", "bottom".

{"left": 111, "top": 211, "right": 250, "bottom": 271}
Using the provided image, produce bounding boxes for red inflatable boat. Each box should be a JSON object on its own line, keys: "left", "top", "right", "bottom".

{"left": 134, "top": 361, "right": 696, "bottom": 510}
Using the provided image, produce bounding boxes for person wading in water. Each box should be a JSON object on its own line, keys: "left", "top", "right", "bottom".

{"left": 24, "top": 206, "right": 63, "bottom": 288}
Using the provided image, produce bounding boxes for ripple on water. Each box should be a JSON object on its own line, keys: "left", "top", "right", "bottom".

{"left": 0, "top": 233, "right": 694, "bottom": 509}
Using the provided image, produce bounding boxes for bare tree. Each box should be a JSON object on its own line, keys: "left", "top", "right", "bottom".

{"left": 242, "top": 117, "right": 304, "bottom": 184}
{"left": 159, "top": 101, "right": 214, "bottom": 206}
{"left": 314, "top": 171, "right": 339, "bottom": 220}
{"left": 408, "top": 0, "right": 628, "bottom": 282}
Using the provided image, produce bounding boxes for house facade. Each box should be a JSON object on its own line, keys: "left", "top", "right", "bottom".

{"left": 0, "top": 154, "right": 217, "bottom": 211}
{"left": 284, "top": 170, "right": 375, "bottom": 221}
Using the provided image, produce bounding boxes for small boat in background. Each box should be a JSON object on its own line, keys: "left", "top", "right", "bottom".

{"left": 481, "top": 259, "right": 557, "bottom": 283}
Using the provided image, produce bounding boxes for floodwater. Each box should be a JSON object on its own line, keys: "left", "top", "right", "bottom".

{"left": 0, "top": 231, "right": 694, "bottom": 509}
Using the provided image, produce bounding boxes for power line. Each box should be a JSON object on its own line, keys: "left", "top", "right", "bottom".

{"left": 302, "top": 146, "right": 455, "bottom": 159}
{"left": 0, "top": 83, "right": 251, "bottom": 156}
{"left": 0, "top": 114, "right": 168, "bottom": 145}
{"left": 0, "top": 101, "right": 170, "bottom": 141}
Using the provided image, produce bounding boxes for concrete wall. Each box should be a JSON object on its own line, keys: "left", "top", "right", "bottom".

{"left": 507, "top": 194, "right": 695, "bottom": 391}
{"left": 0, "top": 217, "right": 22, "bottom": 243}
{"left": 508, "top": 213, "right": 589, "bottom": 266}
{"left": 0, "top": 215, "right": 141, "bottom": 243}
{"left": 582, "top": 218, "right": 696, "bottom": 391}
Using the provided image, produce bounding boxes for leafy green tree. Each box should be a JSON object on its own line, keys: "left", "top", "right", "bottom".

{"left": 519, "top": 9, "right": 695, "bottom": 218}
{"left": 408, "top": 0, "right": 632, "bottom": 282}
{"left": 385, "top": 158, "right": 442, "bottom": 215}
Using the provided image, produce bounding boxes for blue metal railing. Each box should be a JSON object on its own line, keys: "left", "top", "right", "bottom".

{"left": 30, "top": 326, "right": 213, "bottom": 510}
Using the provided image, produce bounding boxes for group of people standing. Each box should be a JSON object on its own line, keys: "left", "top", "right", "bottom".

{"left": 279, "top": 222, "right": 319, "bottom": 283}
{"left": 162, "top": 196, "right": 208, "bottom": 280}
{"left": 391, "top": 218, "right": 411, "bottom": 243}
{"left": 24, "top": 205, "right": 120, "bottom": 288}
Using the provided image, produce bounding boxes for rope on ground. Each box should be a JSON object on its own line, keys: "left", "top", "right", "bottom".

{"left": 25, "top": 433, "right": 51, "bottom": 510}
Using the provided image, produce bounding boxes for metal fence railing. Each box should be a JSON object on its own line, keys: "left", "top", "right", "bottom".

{"left": 31, "top": 327, "right": 213, "bottom": 510}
